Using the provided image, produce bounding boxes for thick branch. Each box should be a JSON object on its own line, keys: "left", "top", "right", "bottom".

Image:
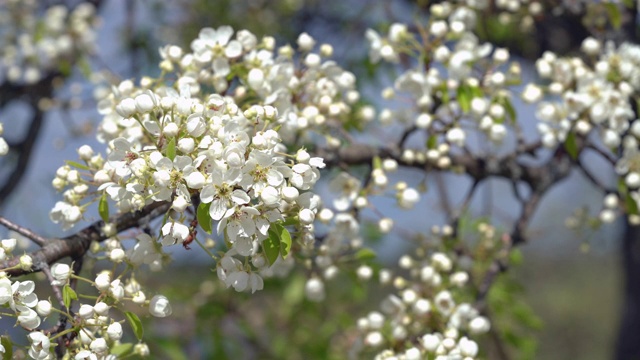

{"left": 1, "top": 200, "right": 171, "bottom": 277}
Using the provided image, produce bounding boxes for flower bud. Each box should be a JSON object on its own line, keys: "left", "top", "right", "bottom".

{"left": 20, "top": 255, "right": 33, "bottom": 271}
{"left": 93, "top": 302, "right": 110, "bottom": 316}
{"left": 90, "top": 338, "right": 108, "bottom": 354}
{"left": 149, "top": 295, "right": 172, "bottom": 317}
{"left": 36, "top": 300, "right": 52, "bottom": 317}
{"left": 51, "top": 263, "right": 71, "bottom": 285}
{"left": 94, "top": 272, "right": 111, "bottom": 291}
{"left": 77, "top": 145, "right": 94, "bottom": 161}
{"left": 106, "top": 322, "right": 123, "bottom": 341}
{"left": 1, "top": 238, "right": 16, "bottom": 252}
{"left": 79, "top": 304, "right": 94, "bottom": 319}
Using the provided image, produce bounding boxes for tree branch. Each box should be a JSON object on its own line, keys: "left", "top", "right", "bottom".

{"left": 0, "top": 200, "right": 171, "bottom": 277}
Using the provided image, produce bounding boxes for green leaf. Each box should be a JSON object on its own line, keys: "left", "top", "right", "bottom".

{"left": 457, "top": 84, "right": 472, "bottom": 113}
{"left": 355, "top": 248, "right": 377, "bottom": 261}
{"left": 125, "top": 311, "right": 144, "bottom": 340}
{"left": 426, "top": 134, "right": 438, "bottom": 149}
{"left": 98, "top": 193, "right": 109, "bottom": 222}
{"left": 509, "top": 248, "right": 524, "bottom": 266}
{"left": 166, "top": 137, "right": 176, "bottom": 161}
{"left": 564, "top": 132, "right": 578, "bottom": 160}
{"left": 266, "top": 222, "right": 292, "bottom": 260}
{"left": 605, "top": 3, "right": 622, "bottom": 29}
{"left": 626, "top": 193, "right": 639, "bottom": 215}
{"left": 497, "top": 96, "right": 517, "bottom": 124}
{"left": 110, "top": 343, "right": 134, "bottom": 357}
{"left": 1, "top": 336, "right": 12, "bottom": 360}
{"left": 262, "top": 229, "right": 281, "bottom": 266}
{"left": 62, "top": 284, "right": 77, "bottom": 309}
{"left": 65, "top": 160, "right": 90, "bottom": 171}
{"left": 279, "top": 225, "right": 292, "bottom": 259}
{"left": 78, "top": 58, "right": 92, "bottom": 78}
{"left": 197, "top": 202, "right": 212, "bottom": 234}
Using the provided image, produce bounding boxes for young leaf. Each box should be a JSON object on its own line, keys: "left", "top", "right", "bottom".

{"left": 426, "top": 134, "right": 438, "bottom": 149}
{"left": 626, "top": 193, "right": 639, "bottom": 215}
{"left": 62, "top": 284, "right": 78, "bottom": 309}
{"left": 98, "top": 193, "right": 109, "bottom": 222}
{"left": 278, "top": 225, "right": 292, "bottom": 259}
{"left": 65, "top": 160, "right": 90, "bottom": 171}
{"left": 355, "top": 248, "right": 377, "bottom": 261}
{"left": 110, "top": 343, "right": 134, "bottom": 357}
{"left": 197, "top": 202, "right": 213, "bottom": 234}
{"left": 166, "top": 137, "right": 176, "bottom": 161}
{"left": 125, "top": 311, "right": 144, "bottom": 340}
{"left": 457, "top": 84, "right": 472, "bottom": 113}
{"left": 564, "top": 132, "right": 578, "bottom": 160}
{"left": 605, "top": 3, "right": 622, "bottom": 29}
{"left": 264, "top": 226, "right": 282, "bottom": 266}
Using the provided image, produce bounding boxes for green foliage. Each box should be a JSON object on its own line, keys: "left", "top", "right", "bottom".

{"left": 563, "top": 132, "right": 579, "bottom": 160}
{"left": 197, "top": 202, "right": 213, "bottom": 234}
{"left": 98, "top": 193, "right": 109, "bottom": 222}
{"left": 488, "top": 264, "right": 543, "bottom": 360}
{"left": 263, "top": 222, "right": 292, "bottom": 265}
{"left": 110, "top": 343, "right": 134, "bottom": 357}
{"left": 1, "top": 336, "right": 12, "bottom": 360}
{"left": 125, "top": 311, "right": 144, "bottom": 341}
{"left": 65, "top": 160, "right": 90, "bottom": 171}
{"left": 166, "top": 137, "right": 176, "bottom": 161}
{"left": 62, "top": 284, "right": 77, "bottom": 309}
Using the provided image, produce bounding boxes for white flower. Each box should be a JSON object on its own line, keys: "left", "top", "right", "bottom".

{"left": 434, "top": 290, "right": 455, "bottom": 316}
{"left": 161, "top": 221, "right": 191, "bottom": 246}
{"left": 106, "top": 322, "right": 123, "bottom": 341}
{"left": 149, "top": 295, "right": 172, "bottom": 317}
{"left": 0, "top": 277, "right": 12, "bottom": 305}
{"left": 94, "top": 272, "right": 111, "bottom": 291}
{"left": 18, "top": 307, "right": 41, "bottom": 329}
{"left": 90, "top": 338, "right": 108, "bottom": 354}
{"left": 297, "top": 32, "right": 316, "bottom": 51}
{"left": 305, "top": 277, "right": 325, "bottom": 302}
{"left": 36, "top": 300, "right": 52, "bottom": 317}
{"left": 75, "top": 350, "right": 97, "bottom": 360}
{"left": 11, "top": 280, "right": 38, "bottom": 310}
{"left": 134, "top": 343, "right": 150, "bottom": 356}
{"left": 459, "top": 337, "right": 478, "bottom": 357}
{"left": 50, "top": 263, "right": 71, "bottom": 285}
{"left": 398, "top": 188, "right": 420, "bottom": 209}
{"left": 79, "top": 304, "right": 95, "bottom": 318}
{"left": 93, "top": 302, "right": 110, "bottom": 316}
{"left": 329, "top": 172, "right": 361, "bottom": 211}
{"left": 28, "top": 332, "right": 51, "bottom": 360}
{"left": 0, "top": 138, "right": 7, "bottom": 156}
{"left": 422, "top": 333, "right": 441, "bottom": 352}
{"left": 469, "top": 316, "right": 490, "bottom": 334}
{"left": 1, "top": 238, "right": 16, "bottom": 252}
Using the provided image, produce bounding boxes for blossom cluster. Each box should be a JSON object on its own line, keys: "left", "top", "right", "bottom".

{"left": 0, "top": 0, "right": 97, "bottom": 84}
{"left": 522, "top": 38, "right": 640, "bottom": 224}
{"left": 50, "top": 26, "right": 374, "bottom": 299}
{"left": 0, "top": 257, "right": 161, "bottom": 359}
{"left": 354, "top": 230, "right": 490, "bottom": 359}
{"left": 367, "top": 4, "right": 520, "bottom": 168}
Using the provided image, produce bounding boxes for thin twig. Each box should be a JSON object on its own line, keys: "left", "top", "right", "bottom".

{"left": 0, "top": 216, "right": 47, "bottom": 247}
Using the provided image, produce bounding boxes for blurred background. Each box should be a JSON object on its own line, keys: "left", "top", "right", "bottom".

{"left": 0, "top": 0, "right": 632, "bottom": 358}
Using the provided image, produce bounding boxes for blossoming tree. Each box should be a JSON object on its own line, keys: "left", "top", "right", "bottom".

{"left": 0, "top": 0, "right": 638, "bottom": 359}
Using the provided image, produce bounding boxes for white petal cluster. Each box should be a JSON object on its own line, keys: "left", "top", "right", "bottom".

{"left": 356, "top": 234, "right": 489, "bottom": 359}
{"left": 0, "top": 1, "right": 97, "bottom": 84}
{"left": 0, "top": 276, "right": 46, "bottom": 331}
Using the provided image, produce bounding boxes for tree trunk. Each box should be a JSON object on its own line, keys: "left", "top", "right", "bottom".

{"left": 616, "top": 219, "right": 640, "bottom": 359}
